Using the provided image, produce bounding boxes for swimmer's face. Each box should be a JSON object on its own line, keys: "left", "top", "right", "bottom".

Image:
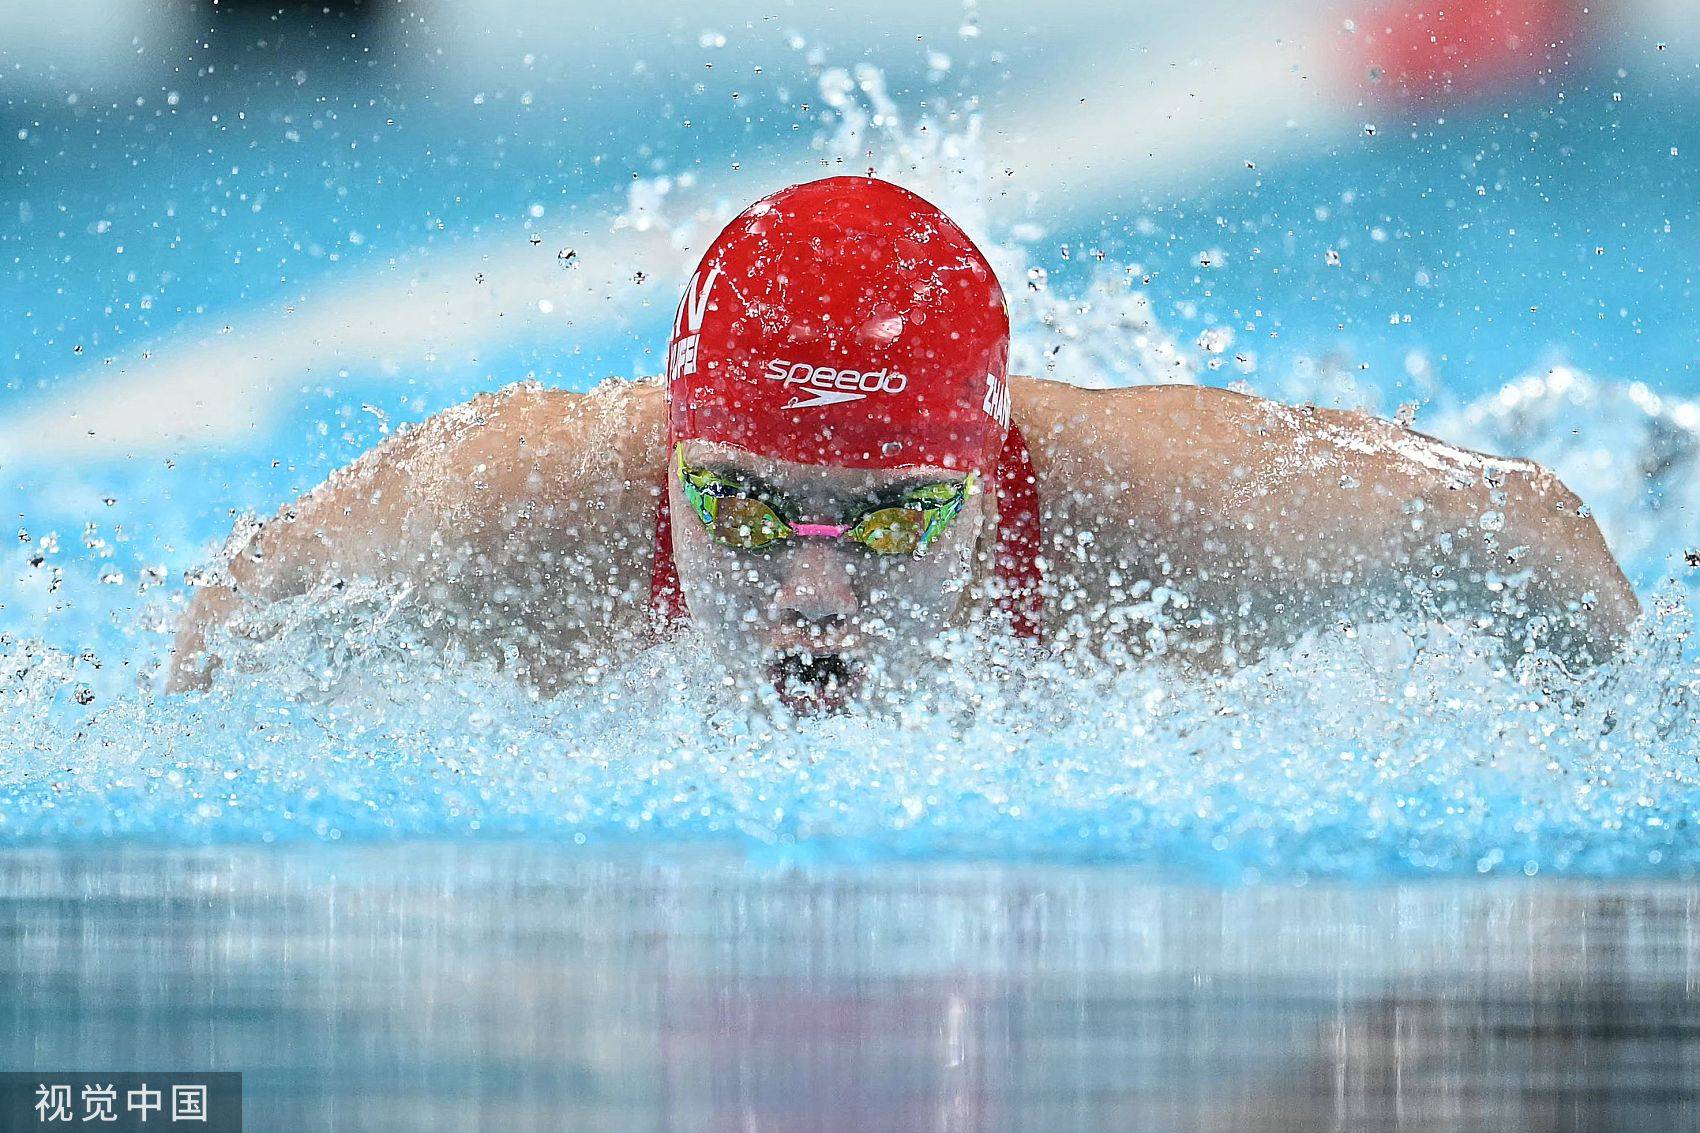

{"left": 669, "top": 440, "right": 988, "bottom": 712}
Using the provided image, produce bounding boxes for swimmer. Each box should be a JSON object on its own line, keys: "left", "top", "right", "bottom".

{"left": 171, "top": 177, "right": 1639, "bottom": 712}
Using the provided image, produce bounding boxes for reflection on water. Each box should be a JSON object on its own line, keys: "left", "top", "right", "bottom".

{"left": 2, "top": 846, "right": 1698, "bottom": 1131}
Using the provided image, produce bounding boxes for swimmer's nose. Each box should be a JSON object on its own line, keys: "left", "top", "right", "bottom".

{"left": 773, "top": 542, "right": 860, "bottom": 623}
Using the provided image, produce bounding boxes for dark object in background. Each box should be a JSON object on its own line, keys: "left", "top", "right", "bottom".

{"left": 191, "top": 0, "right": 388, "bottom": 68}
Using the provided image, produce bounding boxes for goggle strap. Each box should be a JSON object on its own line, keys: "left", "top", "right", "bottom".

{"left": 792, "top": 522, "right": 853, "bottom": 539}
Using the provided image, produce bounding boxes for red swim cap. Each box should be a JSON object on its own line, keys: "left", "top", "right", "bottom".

{"left": 666, "top": 176, "right": 1011, "bottom": 473}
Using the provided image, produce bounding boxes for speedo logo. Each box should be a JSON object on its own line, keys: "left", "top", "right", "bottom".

{"left": 764, "top": 359, "right": 910, "bottom": 411}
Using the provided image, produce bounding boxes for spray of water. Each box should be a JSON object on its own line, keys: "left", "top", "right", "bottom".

{"left": 3, "top": 66, "right": 1698, "bottom": 877}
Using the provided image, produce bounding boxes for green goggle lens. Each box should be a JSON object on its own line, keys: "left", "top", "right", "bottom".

{"left": 847, "top": 506, "right": 927, "bottom": 554}
{"left": 704, "top": 494, "right": 791, "bottom": 549}
{"left": 677, "top": 454, "right": 970, "bottom": 556}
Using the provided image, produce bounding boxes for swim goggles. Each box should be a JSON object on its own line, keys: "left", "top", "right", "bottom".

{"left": 676, "top": 446, "right": 974, "bottom": 555}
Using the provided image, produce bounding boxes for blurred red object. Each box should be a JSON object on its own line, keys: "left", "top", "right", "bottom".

{"left": 1354, "top": 0, "right": 1585, "bottom": 101}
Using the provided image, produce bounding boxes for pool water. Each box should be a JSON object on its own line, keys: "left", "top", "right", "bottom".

{"left": 6, "top": 845, "right": 1699, "bottom": 1130}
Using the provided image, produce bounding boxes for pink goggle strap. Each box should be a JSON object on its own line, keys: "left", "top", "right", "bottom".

{"left": 790, "top": 522, "right": 852, "bottom": 539}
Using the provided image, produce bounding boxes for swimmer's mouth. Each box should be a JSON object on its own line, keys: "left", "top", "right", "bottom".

{"left": 768, "top": 652, "right": 863, "bottom": 715}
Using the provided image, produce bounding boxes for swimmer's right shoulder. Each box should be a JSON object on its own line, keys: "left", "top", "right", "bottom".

{"left": 445, "top": 376, "right": 660, "bottom": 427}
{"left": 459, "top": 379, "right": 667, "bottom": 495}
{"left": 430, "top": 377, "right": 662, "bottom": 457}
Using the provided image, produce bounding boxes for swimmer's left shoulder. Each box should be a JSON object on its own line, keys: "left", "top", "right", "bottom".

{"left": 1011, "top": 376, "right": 1253, "bottom": 421}
{"left": 1009, "top": 377, "right": 1259, "bottom": 460}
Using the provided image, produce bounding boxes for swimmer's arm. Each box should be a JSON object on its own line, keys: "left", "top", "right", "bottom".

{"left": 1414, "top": 446, "right": 1640, "bottom": 660}
{"left": 168, "top": 402, "right": 487, "bottom": 690}
{"left": 1227, "top": 395, "right": 1640, "bottom": 661}
{"left": 1020, "top": 380, "right": 1637, "bottom": 664}
{"left": 168, "top": 380, "right": 664, "bottom": 691}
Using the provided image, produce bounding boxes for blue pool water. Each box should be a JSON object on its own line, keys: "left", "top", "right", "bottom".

{"left": 3, "top": 54, "right": 1698, "bottom": 876}
{"left": 6, "top": 846, "right": 1700, "bottom": 1130}
{"left": 3, "top": 41, "right": 1700, "bottom": 871}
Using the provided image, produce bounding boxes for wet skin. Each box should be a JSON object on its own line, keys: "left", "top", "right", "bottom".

{"left": 668, "top": 441, "right": 989, "bottom": 711}
{"left": 172, "top": 375, "right": 1641, "bottom": 700}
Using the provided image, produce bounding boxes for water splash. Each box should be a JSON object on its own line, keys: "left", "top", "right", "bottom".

{"left": 4, "top": 62, "right": 1700, "bottom": 877}
{"left": 3, "top": 575, "right": 1697, "bottom": 878}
